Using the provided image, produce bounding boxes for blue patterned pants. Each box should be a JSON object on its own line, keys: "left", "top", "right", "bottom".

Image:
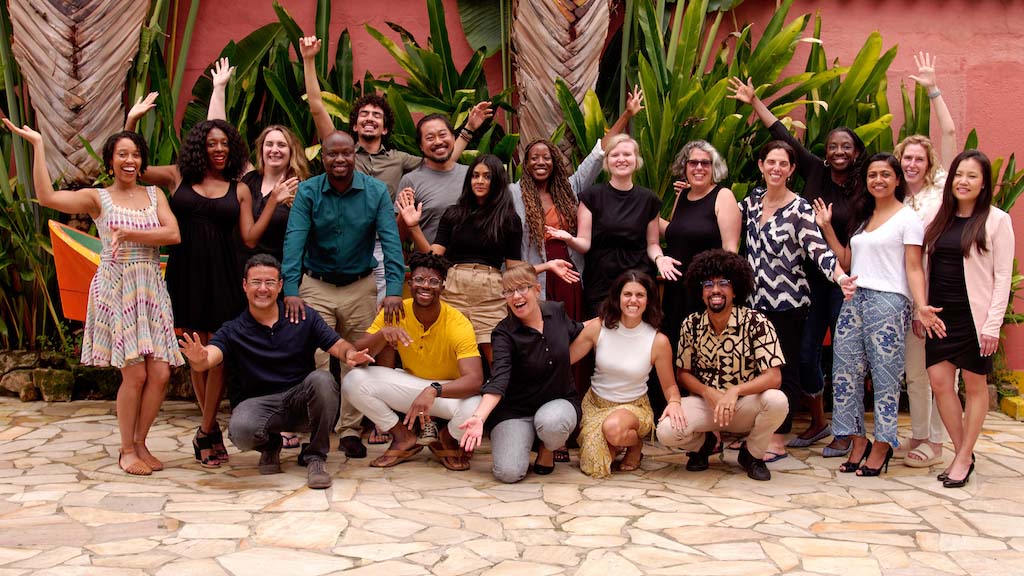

{"left": 831, "top": 288, "right": 911, "bottom": 446}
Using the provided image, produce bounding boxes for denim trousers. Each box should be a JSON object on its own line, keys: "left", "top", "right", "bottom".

{"left": 831, "top": 288, "right": 911, "bottom": 446}
{"left": 490, "top": 399, "right": 578, "bottom": 483}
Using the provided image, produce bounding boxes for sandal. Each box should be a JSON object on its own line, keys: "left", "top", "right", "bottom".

{"left": 134, "top": 443, "right": 164, "bottom": 471}
{"left": 281, "top": 433, "right": 302, "bottom": 449}
{"left": 553, "top": 448, "right": 570, "bottom": 463}
{"left": 367, "top": 426, "right": 392, "bottom": 445}
{"left": 904, "top": 443, "right": 943, "bottom": 468}
{"left": 428, "top": 441, "right": 470, "bottom": 471}
{"left": 208, "top": 426, "right": 229, "bottom": 463}
{"left": 370, "top": 445, "right": 424, "bottom": 468}
{"left": 119, "top": 449, "right": 153, "bottom": 476}
{"left": 613, "top": 451, "right": 644, "bottom": 472}
{"left": 192, "top": 427, "right": 221, "bottom": 468}
{"left": 786, "top": 424, "right": 832, "bottom": 448}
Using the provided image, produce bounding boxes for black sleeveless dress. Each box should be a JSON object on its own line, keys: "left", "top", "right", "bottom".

{"left": 662, "top": 185, "right": 724, "bottom": 353}
{"left": 165, "top": 181, "right": 245, "bottom": 332}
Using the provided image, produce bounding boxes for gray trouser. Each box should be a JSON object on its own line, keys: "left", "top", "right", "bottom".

{"left": 490, "top": 399, "right": 577, "bottom": 484}
{"left": 228, "top": 371, "right": 339, "bottom": 462}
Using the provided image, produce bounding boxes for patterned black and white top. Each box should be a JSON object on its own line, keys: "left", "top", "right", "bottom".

{"left": 740, "top": 187, "right": 837, "bottom": 311}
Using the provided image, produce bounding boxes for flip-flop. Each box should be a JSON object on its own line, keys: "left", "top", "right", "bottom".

{"left": 369, "top": 445, "right": 424, "bottom": 468}
{"left": 367, "top": 426, "right": 391, "bottom": 445}
{"left": 553, "top": 448, "right": 570, "bottom": 463}
{"left": 786, "top": 424, "right": 832, "bottom": 448}
{"left": 428, "top": 442, "right": 470, "bottom": 471}
{"left": 281, "top": 433, "right": 301, "bottom": 449}
{"left": 612, "top": 452, "right": 644, "bottom": 472}
{"left": 904, "top": 443, "right": 944, "bottom": 468}
{"left": 763, "top": 451, "right": 788, "bottom": 463}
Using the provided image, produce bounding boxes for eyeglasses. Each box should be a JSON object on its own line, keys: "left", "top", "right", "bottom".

{"left": 410, "top": 276, "right": 443, "bottom": 288}
{"left": 687, "top": 159, "right": 713, "bottom": 169}
{"left": 501, "top": 284, "right": 535, "bottom": 298}
{"left": 701, "top": 278, "right": 732, "bottom": 289}
{"left": 247, "top": 279, "right": 279, "bottom": 288}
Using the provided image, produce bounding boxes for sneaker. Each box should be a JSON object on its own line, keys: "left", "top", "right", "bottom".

{"left": 738, "top": 444, "right": 771, "bottom": 481}
{"left": 685, "top": 432, "right": 717, "bottom": 472}
{"left": 306, "top": 458, "right": 332, "bottom": 489}
{"left": 258, "top": 434, "right": 283, "bottom": 475}
{"left": 417, "top": 419, "right": 439, "bottom": 446}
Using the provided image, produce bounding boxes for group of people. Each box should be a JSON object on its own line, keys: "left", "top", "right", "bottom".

{"left": 4, "top": 46, "right": 1013, "bottom": 490}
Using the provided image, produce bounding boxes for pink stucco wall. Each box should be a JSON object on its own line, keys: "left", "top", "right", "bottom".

{"left": 180, "top": 0, "right": 1024, "bottom": 368}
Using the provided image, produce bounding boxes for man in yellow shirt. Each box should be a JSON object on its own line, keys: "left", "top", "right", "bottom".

{"left": 343, "top": 252, "right": 483, "bottom": 469}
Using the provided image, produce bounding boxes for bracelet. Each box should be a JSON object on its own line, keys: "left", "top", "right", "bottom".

{"left": 654, "top": 254, "right": 665, "bottom": 263}
{"left": 667, "top": 399, "right": 681, "bottom": 405}
{"left": 927, "top": 88, "right": 941, "bottom": 99}
{"left": 837, "top": 273, "right": 850, "bottom": 284}
{"left": 470, "top": 414, "right": 483, "bottom": 420}
{"left": 459, "top": 128, "right": 473, "bottom": 142}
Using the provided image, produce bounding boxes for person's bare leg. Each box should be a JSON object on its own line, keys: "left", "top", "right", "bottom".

{"left": 768, "top": 433, "right": 787, "bottom": 457}
{"left": 134, "top": 357, "right": 169, "bottom": 470}
{"left": 946, "top": 371, "right": 987, "bottom": 482}
{"left": 117, "top": 363, "right": 150, "bottom": 474}
{"left": 602, "top": 409, "right": 642, "bottom": 469}
{"left": 929, "top": 362, "right": 963, "bottom": 476}
{"left": 369, "top": 422, "right": 420, "bottom": 467}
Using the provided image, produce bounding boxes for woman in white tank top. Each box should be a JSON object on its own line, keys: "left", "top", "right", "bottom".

{"left": 570, "top": 270, "right": 684, "bottom": 478}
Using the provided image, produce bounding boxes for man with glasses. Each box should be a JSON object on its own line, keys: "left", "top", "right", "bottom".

{"left": 281, "top": 130, "right": 406, "bottom": 459}
{"left": 656, "top": 249, "right": 788, "bottom": 481}
{"left": 179, "top": 254, "right": 373, "bottom": 489}
{"left": 341, "top": 252, "right": 484, "bottom": 470}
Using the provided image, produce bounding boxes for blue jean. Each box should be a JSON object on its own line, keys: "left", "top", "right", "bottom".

{"left": 800, "top": 279, "right": 844, "bottom": 397}
{"left": 831, "top": 288, "right": 911, "bottom": 446}
{"left": 490, "top": 399, "right": 578, "bottom": 483}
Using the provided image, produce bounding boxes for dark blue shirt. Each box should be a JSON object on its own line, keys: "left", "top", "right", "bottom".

{"left": 210, "top": 301, "right": 340, "bottom": 406}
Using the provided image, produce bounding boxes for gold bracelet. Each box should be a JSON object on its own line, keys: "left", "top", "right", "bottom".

{"left": 668, "top": 399, "right": 681, "bottom": 405}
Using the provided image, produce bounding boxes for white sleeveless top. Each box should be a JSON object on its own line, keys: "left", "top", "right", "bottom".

{"left": 590, "top": 321, "right": 657, "bottom": 403}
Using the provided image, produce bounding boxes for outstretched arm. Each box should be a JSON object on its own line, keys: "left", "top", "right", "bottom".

{"left": 909, "top": 51, "right": 956, "bottom": 168}
{"left": 300, "top": 36, "right": 336, "bottom": 142}
{"left": 123, "top": 92, "right": 182, "bottom": 190}
{"left": 602, "top": 85, "right": 643, "bottom": 150}
{"left": 2, "top": 120, "right": 101, "bottom": 217}
{"left": 727, "top": 77, "right": 781, "bottom": 129}
{"left": 207, "top": 57, "right": 233, "bottom": 122}
{"left": 546, "top": 202, "right": 593, "bottom": 253}
{"left": 451, "top": 101, "right": 493, "bottom": 160}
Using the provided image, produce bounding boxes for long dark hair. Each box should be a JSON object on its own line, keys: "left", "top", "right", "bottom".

{"left": 924, "top": 150, "right": 993, "bottom": 257}
{"left": 177, "top": 119, "right": 248, "bottom": 185}
{"left": 848, "top": 153, "right": 907, "bottom": 236}
{"left": 600, "top": 269, "right": 663, "bottom": 330}
{"left": 448, "top": 154, "right": 518, "bottom": 246}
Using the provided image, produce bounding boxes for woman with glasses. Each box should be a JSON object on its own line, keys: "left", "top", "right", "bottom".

{"left": 399, "top": 154, "right": 578, "bottom": 363}
{"left": 459, "top": 264, "right": 585, "bottom": 482}
{"left": 660, "top": 140, "right": 741, "bottom": 356}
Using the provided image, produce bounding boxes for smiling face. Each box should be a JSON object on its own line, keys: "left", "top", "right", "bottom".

{"left": 900, "top": 143, "right": 929, "bottom": 187}
{"left": 419, "top": 118, "right": 454, "bottom": 164}
{"left": 206, "top": 128, "right": 229, "bottom": 173}
{"left": 110, "top": 137, "right": 142, "bottom": 185}
{"left": 607, "top": 140, "right": 638, "bottom": 179}
{"left": 409, "top": 266, "right": 444, "bottom": 308}
{"left": 243, "top": 265, "right": 282, "bottom": 311}
{"left": 504, "top": 281, "right": 540, "bottom": 319}
{"left": 952, "top": 157, "right": 985, "bottom": 210}
{"left": 322, "top": 132, "right": 356, "bottom": 182}
{"left": 470, "top": 162, "right": 492, "bottom": 203}
{"left": 685, "top": 148, "right": 714, "bottom": 189}
{"left": 355, "top": 104, "right": 388, "bottom": 140}
{"left": 525, "top": 142, "right": 554, "bottom": 183}
{"left": 866, "top": 160, "right": 898, "bottom": 201}
{"left": 758, "top": 148, "right": 795, "bottom": 189}
{"left": 825, "top": 131, "right": 858, "bottom": 173}
{"left": 701, "top": 276, "right": 734, "bottom": 314}
{"left": 261, "top": 129, "right": 291, "bottom": 172}
{"left": 619, "top": 280, "right": 648, "bottom": 324}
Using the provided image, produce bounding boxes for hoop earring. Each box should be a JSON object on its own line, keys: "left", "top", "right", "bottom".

{"left": 823, "top": 159, "right": 830, "bottom": 168}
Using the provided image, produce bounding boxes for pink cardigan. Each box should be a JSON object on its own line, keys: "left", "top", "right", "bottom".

{"left": 924, "top": 207, "right": 1015, "bottom": 343}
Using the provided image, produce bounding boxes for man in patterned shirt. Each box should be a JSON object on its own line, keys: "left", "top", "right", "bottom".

{"left": 656, "top": 249, "right": 788, "bottom": 481}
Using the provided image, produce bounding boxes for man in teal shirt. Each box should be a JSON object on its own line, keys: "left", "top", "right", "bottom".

{"left": 282, "top": 130, "right": 405, "bottom": 458}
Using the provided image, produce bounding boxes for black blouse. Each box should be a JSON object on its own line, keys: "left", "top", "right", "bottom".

{"left": 435, "top": 206, "right": 523, "bottom": 269}
{"left": 482, "top": 301, "right": 584, "bottom": 428}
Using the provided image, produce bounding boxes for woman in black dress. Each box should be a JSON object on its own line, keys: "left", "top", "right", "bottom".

{"left": 728, "top": 77, "right": 865, "bottom": 455}
{"left": 660, "top": 140, "right": 741, "bottom": 355}
{"left": 924, "top": 150, "right": 1015, "bottom": 488}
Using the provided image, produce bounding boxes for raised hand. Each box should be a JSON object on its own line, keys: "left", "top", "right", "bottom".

{"left": 396, "top": 188, "right": 422, "bottom": 228}
{"left": 625, "top": 85, "right": 645, "bottom": 116}
{"left": 272, "top": 177, "right": 300, "bottom": 207}
{"left": 2, "top": 118, "right": 43, "bottom": 147}
{"left": 726, "top": 77, "right": 756, "bottom": 105}
{"left": 177, "top": 332, "right": 208, "bottom": 366}
{"left": 812, "top": 198, "right": 833, "bottom": 230}
{"left": 299, "top": 36, "right": 321, "bottom": 61}
{"left": 465, "top": 101, "right": 494, "bottom": 132}
{"left": 210, "top": 57, "right": 235, "bottom": 89}
{"left": 909, "top": 51, "right": 938, "bottom": 90}
{"left": 127, "top": 92, "right": 158, "bottom": 126}
{"left": 672, "top": 179, "right": 691, "bottom": 195}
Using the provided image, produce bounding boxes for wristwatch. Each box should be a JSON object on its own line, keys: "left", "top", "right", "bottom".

{"left": 430, "top": 382, "right": 443, "bottom": 397}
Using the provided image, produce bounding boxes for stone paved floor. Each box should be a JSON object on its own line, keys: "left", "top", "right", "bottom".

{"left": 1, "top": 399, "right": 1024, "bottom": 575}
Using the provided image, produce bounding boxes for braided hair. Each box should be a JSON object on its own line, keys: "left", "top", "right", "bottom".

{"left": 519, "top": 139, "right": 578, "bottom": 251}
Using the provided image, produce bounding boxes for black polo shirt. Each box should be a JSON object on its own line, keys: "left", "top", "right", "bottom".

{"left": 482, "top": 301, "right": 584, "bottom": 429}
{"left": 210, "top": 301, "right": 340, "bottom": 406}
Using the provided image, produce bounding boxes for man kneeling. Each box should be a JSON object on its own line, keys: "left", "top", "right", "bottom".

{"left": 342, "top": 252, "right": 483, "bottom": 470}
{"left": 179, "top": 254, "right": 372, "bottom": 489}
{"left": 657, "top": 250, "right": 788, "bottom": 481}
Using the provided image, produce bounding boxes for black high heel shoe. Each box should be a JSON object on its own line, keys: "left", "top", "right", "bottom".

{"left": 938, "top": 453, "right": 974, "bottom": 482}
{"left": 857, "top": 444, "right": 894, "bottom": 477}
{"left": 193, "top": 427, "right": 221, "bottom": 468}
{"left": 942, "top": 464, "right": 974, "bottom": 488}
{"left": 839, "top": 439, "right": 872, "bottom": 473}
{"left": 208, "top": 426, "right": 229, "bottom": 462}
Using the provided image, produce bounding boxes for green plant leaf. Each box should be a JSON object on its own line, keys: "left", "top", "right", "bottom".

{"left": 457, "top": 0, "right": 508, "bottom": 57}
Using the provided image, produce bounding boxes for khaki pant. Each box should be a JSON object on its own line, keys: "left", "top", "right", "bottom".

{"left": 657, "top": 389, "right": 788, "bottom": 460}
{"left": 905, "top": 330, "right": 947, "bottom": 443}
{"left": 442, "top": 264, "right": 505, "bottom": 344}
{"left": 299, "top": 273, "right": 377, "bottom": 439}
